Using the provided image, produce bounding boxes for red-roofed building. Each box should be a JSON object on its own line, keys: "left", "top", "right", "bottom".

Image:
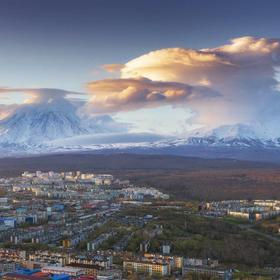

{"left": 3, "top": 273, "right": 49, "bottom": 280}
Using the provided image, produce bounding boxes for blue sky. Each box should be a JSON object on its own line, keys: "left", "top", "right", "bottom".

{"left": 1, "top": 0, "right": 280, "bottom": 135}
{"left": 1, "top": 0, "right": 280, "bottom": 90}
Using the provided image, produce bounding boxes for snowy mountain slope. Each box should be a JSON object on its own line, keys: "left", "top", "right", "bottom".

{"left": 37, "top": 123, "right": 280, "bottom": 156}
{"left": 178, "top": 123, "right": 279, "bottom": 148}
{"left": 206, "top": 124, "right": 258, "bottom": 139}
{"left": 0, "top": 99, "right": 87, "bottom": 144}
{"left": 0, "top": 102, "right": 280, "bottom": 160}
{"left": 0, "top": 99, "right": 130, "bottom": 145}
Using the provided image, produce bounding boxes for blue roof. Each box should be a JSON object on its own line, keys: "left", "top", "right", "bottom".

{"left": 51, "top": 274, "right": 70, "bottom": 280}
{"left": 52, "top": 204, "right": 65, "bottom": 211}
{"left": 16, "top": 269, "right": 41, "bottom": 275}
{"left": 0, "top": 217, "right": 16, "bottom": 221}
{"left": 17, "top": 207, "right": 27, "bottom": 211}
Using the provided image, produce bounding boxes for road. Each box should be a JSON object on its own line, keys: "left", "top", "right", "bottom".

{"left": 238, "top": 223, "right": 280, "bottom": 243}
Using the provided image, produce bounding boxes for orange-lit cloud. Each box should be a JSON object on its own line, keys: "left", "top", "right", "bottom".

{"left": 102, "top": 64, "right": 124, "bottom": 73}
{"left": 86, "top": 77, "right": 218, "bottom": 114}
{"left": 121, "top": 48, "right": 231, "bottom": 83}
{"left": 209, "top": 36, "right": 280, "bottom": 54}
{"left": 86, "top": 36, "right": 280, "bottom": 135}
{"left": 1, "top": 37, "right": 280, "bottom": 137}
{"left": 0, "top": 87, "right": 85, "bottom": 104}
{"left": 120, "top": 37, "right": 280, "bottom": 87}
{"left": 0, "top": 88, "right": 86, "bottom": 119}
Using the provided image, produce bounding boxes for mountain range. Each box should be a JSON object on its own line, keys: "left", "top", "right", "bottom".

{"left": 1, "top": 103, "right": 280, "bottom": 162}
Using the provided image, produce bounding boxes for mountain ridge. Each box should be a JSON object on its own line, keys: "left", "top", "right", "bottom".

{"left": 1, "top": 104, "right": 280, "bottom": 162}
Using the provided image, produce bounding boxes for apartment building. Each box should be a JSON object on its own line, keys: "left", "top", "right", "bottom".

{"left": 123, "top": 260, "right": 171, "bottom": 276}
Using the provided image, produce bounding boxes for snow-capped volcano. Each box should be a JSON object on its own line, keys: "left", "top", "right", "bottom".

{"left": 0, "top": 98, "right": 131, "bottom": 149}
{"left": 0, "top": 99, "right": 87, "bottom": 144}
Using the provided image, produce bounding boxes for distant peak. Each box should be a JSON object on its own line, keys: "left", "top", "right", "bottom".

{"left": 187, "top": 123, "right": 270, "bottom": 140}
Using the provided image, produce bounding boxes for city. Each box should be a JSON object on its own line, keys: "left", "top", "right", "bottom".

{"left": 0, "top": 171, "right": 278, "bottom": 279}
{"left": 1, "top": 0, "right": 280, "bottom": 279}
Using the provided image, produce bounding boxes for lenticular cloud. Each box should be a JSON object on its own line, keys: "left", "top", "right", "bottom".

{"left": 86, "top": 77, "right": 218, "bottom": 114}
{"left": 89, "top": 37, "right": 280, "bottom": 138}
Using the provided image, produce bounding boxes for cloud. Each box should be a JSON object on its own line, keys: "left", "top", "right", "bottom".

{"left": 49, "top": 132, "right": 167, "bottom": 147}
{"left": 0, "top": 87, "right": 87, "bottom": 119}
{"left": 121, "top": 37, "right": 280, "bottom": 85}
{"left": 209, "top": 36, "right": 280, "bottom": 55}
{"left": 0, "top": 87, "right": 129, "bottom": 137}
{"left": 85, "top": 77, "right": 218, "bottom": 114}
{"left": 82, "top": 114, "right": 131, "bottom": 133}
{"left": 102, "top": 64, "right": 124, "bottom": 73}
{"left": 0, "top": 87, "right": 85, "bottom": 104}
{"left": 100, "top": 36, "right": 280, "bottom": 136}
{"left": 2, "top": 36, "right": 280, "bottom": 138}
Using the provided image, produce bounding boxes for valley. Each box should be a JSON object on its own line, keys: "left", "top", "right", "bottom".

{"left": 0, "top": 153, "right": 279, "bottom": 201}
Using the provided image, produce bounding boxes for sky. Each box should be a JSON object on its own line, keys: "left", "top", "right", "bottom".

{"left": 1, "top": 0, "right": 280, "bottom": 136}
